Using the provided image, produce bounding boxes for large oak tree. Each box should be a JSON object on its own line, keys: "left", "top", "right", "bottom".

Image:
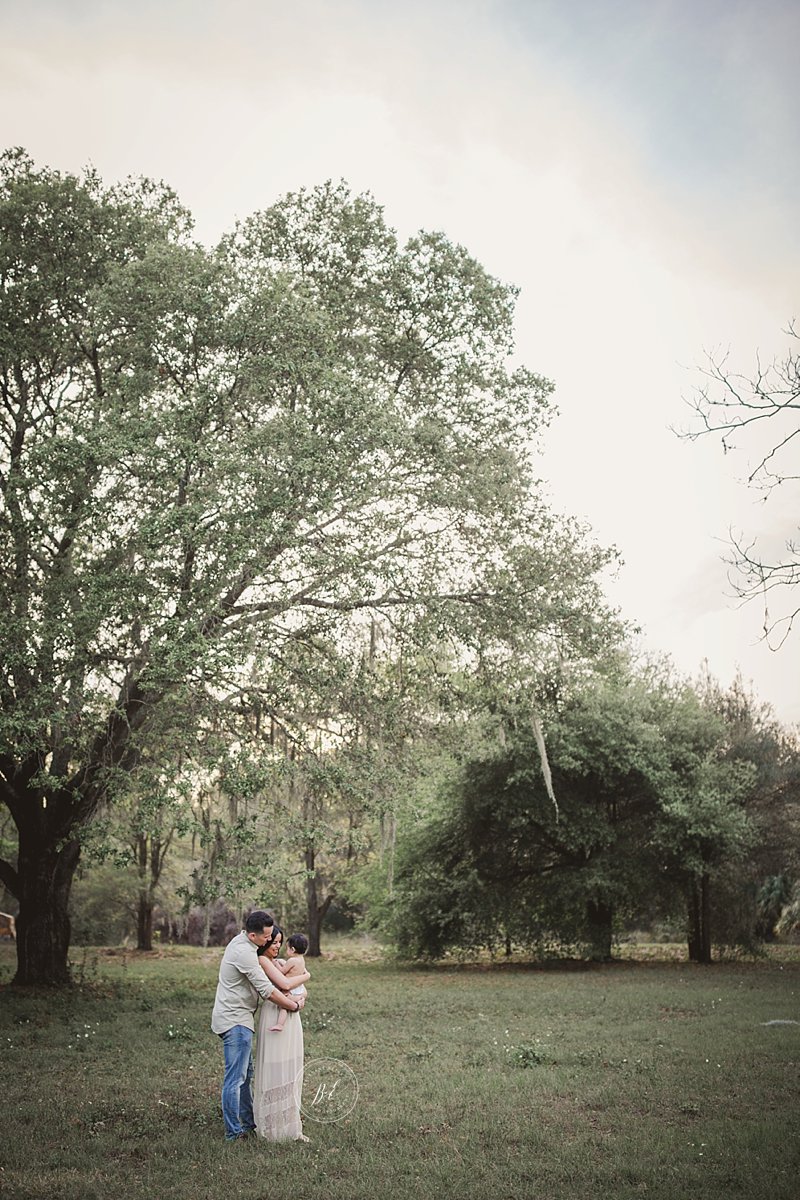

{"left": 0, "top": 151, "right": 610, "bottom": 984}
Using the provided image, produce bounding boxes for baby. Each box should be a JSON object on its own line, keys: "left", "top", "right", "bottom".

{"left": 269, "top": 932, "right": 309, "bottom": 1032}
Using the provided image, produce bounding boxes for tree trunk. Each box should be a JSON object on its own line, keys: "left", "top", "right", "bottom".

{"left": 137, "top": 893, "right": 154, "bottom": 951}
{"left": 700, "top": 871, "right": 712, "bottom": 963}
{"left": 135, "top": 832, "right": 153, "bottom": 951}
{"left": 135, "top": 831, "right": 172, "bottom": 951}
{"left": 386, "top": 811, "right": 396, "bottom": 899}
{"left": 304, "top": 844, "right": 332, "bottom": 957}
{"left": 687, "top": 879, "right": 701, "bottom": 961}
{"left": 687, "top": 874, "right": 712, "bottom": 964}
{"left": 13, "top": 832, "right": 81, "bottom": 986}
{"left": 586, "top": 898, "right": 613, "bottom": 961}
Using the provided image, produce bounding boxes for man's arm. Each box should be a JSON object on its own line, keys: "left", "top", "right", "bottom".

{"left": 233, "top": 943, "right": 275, "bottom": 999}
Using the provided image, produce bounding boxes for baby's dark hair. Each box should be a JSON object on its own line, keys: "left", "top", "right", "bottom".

{"left": 288, "top": 932, "right": 309, "bottom": 955}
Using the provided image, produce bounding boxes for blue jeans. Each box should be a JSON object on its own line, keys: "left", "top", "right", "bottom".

{"left": 220, "top": 1025, "right": 255, "bottom": 1140}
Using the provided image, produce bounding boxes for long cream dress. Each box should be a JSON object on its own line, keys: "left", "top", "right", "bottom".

{"left": 253, "top": 1002, "right": 304, "bottom": 1140}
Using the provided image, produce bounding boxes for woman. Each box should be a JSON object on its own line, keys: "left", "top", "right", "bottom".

{"left": 253, "top": 926, "right": 310, "bottom": 1141}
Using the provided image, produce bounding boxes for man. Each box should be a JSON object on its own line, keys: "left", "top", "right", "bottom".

{"left": 211, "top": 910, "right": 309, "bottom": 1142}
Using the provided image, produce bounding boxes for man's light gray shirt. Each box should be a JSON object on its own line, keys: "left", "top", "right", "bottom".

{"left": 211, "top": 931, "right": 274, "bottom": 1035}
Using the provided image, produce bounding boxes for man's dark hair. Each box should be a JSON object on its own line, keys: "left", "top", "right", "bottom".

{"left": 245, "top": 910, "right": 274, "bottom": 934}
{"left": 287, "top": 932, "right": 309, "bottom": 955}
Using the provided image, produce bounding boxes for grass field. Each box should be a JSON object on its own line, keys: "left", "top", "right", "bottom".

{"left": 2, "top": 939, "right": 799, "bottom": 1200}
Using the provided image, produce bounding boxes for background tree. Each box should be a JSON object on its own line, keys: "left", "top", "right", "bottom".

{"left": 653, "top": 690, "right": 756, "bottom": 964}
{"left": 689, "top": 673, "right": 800, "bottom": 951}
{"left": 80, "top": 691, "right": 203, "bottom": 951}
{"left": 387, "top": 664, "right": 797, "bottom": 964}
{"left": 388, "top": 670, "right": 666, "bottom": 961}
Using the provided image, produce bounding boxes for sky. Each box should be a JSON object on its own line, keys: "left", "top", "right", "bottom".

{"left": 1, "top": 0, "right": 798, "bottom": 720}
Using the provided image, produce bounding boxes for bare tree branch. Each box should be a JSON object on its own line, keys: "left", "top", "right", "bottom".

{"left": 677, "top": 322, "right": 800, "bottom": 645}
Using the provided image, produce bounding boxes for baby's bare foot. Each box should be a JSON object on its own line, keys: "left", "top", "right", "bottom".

{"left": 269, "top": 1025, "right": 283, "bottom": 1032}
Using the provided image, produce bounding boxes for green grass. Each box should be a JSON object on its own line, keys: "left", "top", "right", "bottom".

{"left": 1, "top": 939, "right": 799, "bottom": 1200}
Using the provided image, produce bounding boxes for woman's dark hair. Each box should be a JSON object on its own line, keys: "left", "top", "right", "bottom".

{"left": 258, "top": 924, "right": 283, "bottom": 956}
{"left": 287, "top": 932, "right": 309, "bottom": 955}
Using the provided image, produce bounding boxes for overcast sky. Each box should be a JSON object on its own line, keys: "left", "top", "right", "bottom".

{"left": 2, "top": 0, "right": 798, "bottom": 720}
